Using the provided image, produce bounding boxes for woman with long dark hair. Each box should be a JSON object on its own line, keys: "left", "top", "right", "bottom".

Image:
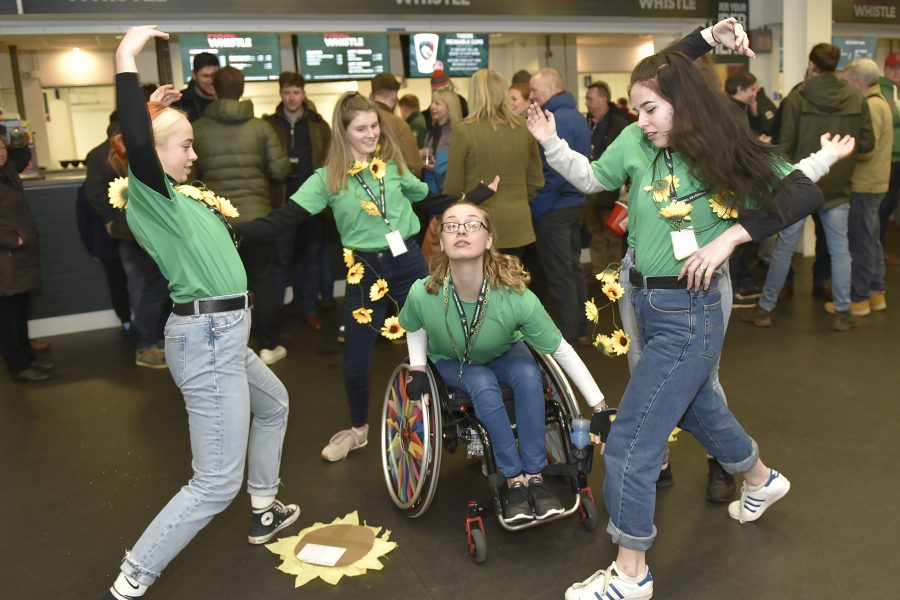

{"left": 528, "top": 41, "right": 844, "bottom": 600}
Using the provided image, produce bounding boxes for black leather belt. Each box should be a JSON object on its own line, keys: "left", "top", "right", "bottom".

{"left": 172, "top": 292, "right": 253, "bottom": 316}
{"left": 629, "top": 267, "right": 688, "bottom": 290}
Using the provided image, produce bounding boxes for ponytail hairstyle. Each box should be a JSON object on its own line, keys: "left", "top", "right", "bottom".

{"left": 425, "top": 202, "right": 531, "bottom": 295}
{"left": 108, "top": 102, "right": 187, "bottom": 172}
{"left": 324, "top": 91, "right": 406, "bottom": 193}
{"left": 629, "top": 52, "right": 782, "bottom": 214}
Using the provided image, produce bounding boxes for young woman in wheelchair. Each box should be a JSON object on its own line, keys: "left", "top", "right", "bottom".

{"left": 399, "top": 202, "right": 610, "bottom": 524}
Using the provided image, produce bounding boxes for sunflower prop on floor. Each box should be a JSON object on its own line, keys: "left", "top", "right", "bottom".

{"left": 266, "top": 511, "right": 397, "bottom": 587}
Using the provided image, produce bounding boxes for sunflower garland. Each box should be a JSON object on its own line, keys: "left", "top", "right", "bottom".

{"left": 343, "top": 249, "right": 405, "bottom": 340}
{"left": 107, "top": 177, "right": 240, "bottom": 219}
{"left": 585, "top": 263, "right": 630, "bottom": 357}
{"left": 709, "top": 192, "right": 739, "bottom": 219}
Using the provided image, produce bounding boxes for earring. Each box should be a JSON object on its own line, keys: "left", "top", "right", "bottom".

{"left": 440, "top": 245, "right": 444, "bottom": 252}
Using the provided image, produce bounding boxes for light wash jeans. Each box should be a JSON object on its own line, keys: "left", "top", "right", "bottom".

{"left": 604, "top": 285, "right": 758, "bottom": 550}
{"left": 848, "top": 192, "right": 886, "bottom": 301}
{"left": 435, "top": 341, "right": 546, "bottom": 478}
{"left": 120, "top": 298, "right": 289, "bottom": 586}
{"left": 760, "top": 205, "right": 852, "bottom": 312}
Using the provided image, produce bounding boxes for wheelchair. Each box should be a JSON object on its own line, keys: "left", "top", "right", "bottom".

{"left": 380, "top": 344, "right": 599, "bottom": 564}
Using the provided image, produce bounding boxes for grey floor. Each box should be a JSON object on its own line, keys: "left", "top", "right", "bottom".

{"left": 3, "top": 233, "right": 900, "bottom": 600}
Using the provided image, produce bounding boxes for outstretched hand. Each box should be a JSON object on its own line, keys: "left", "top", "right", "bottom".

{"left": 484, "top": 175, "right": 500, "bottom": 192}
{"left": 820, "top": 133, "right": 856, "bottom": 160}
{"left": 711, "top": 17, "right": 755, "bottom": 58}
{"left": 149, "top": 84, "right": 181, "bottom": 107}
{"left": 526, "top": 102, "right": 557, "bottom": 143}
{"left": 117, "top": 26, "right": 169, "bottom": 72}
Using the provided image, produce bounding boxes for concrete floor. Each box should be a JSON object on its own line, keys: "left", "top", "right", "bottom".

{"left": 3, "top": 235, "right": 899, "bottom": 600}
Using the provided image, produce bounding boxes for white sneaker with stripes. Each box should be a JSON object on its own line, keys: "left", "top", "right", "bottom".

{"left": 565, "top": 561, "right": 653, "bottom": 600}
{"left": 728, "top": 469, "right": 791, "bottom": 524}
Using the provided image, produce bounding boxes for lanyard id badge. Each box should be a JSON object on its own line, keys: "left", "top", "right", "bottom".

{"left": 354, "top": 172, "right": 407, "bottom": 255}
{"left": 671, "top": 228, "right": 699, "bottom": 259}
{"left": 385, "top": 230, "right": 408, "bottom": 256}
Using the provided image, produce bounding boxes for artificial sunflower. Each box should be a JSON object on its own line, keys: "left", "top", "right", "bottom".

{"left": 602, "top": 281, "right": 625, "bottom": 302}
{"left": 214, "top": 196, "right": 240, "bottom": 219}
{"left": 658, "top": 200, "right": 693, "bottom": 221}
{"left": 352, "top": 307, "right": 374, "bottom": 325}
{"left": 343, "top": 248, "right": 356, "bottom": 268}
{"left": 175, "top": 184, "right": 204, "bottom": 201}
{"left": 644, "top": 174, "right": 679, "bottom": 203}
{"left": 709, "top": 193, "right": 739, "bottom": 219}
{"left": 594, "top": 334, "right": 614, "bottom": 355}
{"left": 348, "top": 160, "right": 369, "bottom": 176}
{"left": 108, "top": 177, "right": 128, "bottom": 209}
{"left": 369, "top": 157, "right": 387, "bottom": 180}
{"left": 347, "top": 262, "right": 365, "bottom": 285}
{"left": 369, "top": 278, "right": 389, "bottom": 302}
{"left": 380, "top": 316, "right": 405, "bottom": 340}
{"left": 360, "top": 200, "right": 381, "bottom": 217}
{"left": 596, "top": 269, "right": 619, "bottom": 284}
{"left": 609, "top": 328, "right": 631, "bottom": 356}
{"left": 584, "top": 298, "right": 599, "bottom": 324}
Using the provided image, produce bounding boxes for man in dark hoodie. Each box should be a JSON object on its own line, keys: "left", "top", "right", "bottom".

{"left": 529, "top": 67, "right": 592, "bottom": 345}
{"left": 192, "top": 67, "right": 291, "bottom": 364}
{"left": 172, "top": 52, "right": 219, "bottom": 122}
{"left": 748, "top": 43, "right": 874, "bottom": 332}
{"left": 264, "top": 71, "right": 332, "bottom": 332}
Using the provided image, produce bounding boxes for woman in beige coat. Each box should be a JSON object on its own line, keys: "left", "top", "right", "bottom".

{"left": 444, "top": 68, "right": 544, "bottom": 253}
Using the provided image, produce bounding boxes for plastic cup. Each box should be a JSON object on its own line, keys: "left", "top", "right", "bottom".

{"left": 571, "top": 417, "right": 591, "bottom": 449}
{"left": 605, "top": 200, "right": 628, "bottom": 237}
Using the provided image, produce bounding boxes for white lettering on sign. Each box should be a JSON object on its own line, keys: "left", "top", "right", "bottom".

{"left": 395, "top": 0, "right": 472, "bottom": 6}
{"left": 207, "top": 36, "right": 253, "bottom": 49}
{"left": 323, "top": 35, "right": 365, "bottom": 48}
{"left": 853, "top": 4, "right": 897, "bottom": 18}
{"left": 638, "top": 0, "right": 698, "bottom": 10}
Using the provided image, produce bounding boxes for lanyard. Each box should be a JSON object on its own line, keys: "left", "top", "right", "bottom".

{"left": 662, "top": 148, "right": 708, "bottom": 204}
{"left": 443, "top": 276, "right": 489, "bottom": 377}
{"left": 352, "top": 172, "right": 391, "bottom": 229}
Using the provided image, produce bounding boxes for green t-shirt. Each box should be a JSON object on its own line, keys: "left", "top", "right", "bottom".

{"left": 291, "top": 161, "right": 429, "bottom": 252}
{"left": 124, "top": 168, "right": 247, "bottom": 303}
{"left": 399, "top": 277, "right": 563, "bottom": 365}
{"left": 592, "top": 124, "right": 796, "bottom": 277}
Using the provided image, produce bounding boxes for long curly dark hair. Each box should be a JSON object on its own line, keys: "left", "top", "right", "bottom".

{"left": 629, "top": 52, "right": 782, "bottom": 214}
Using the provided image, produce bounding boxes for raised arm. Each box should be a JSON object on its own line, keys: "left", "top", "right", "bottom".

{"left": 527, "top": 103, "right": 607, "bottom": 194}
{"left": 666, "top": 18, "right": 754, "bottom": 60}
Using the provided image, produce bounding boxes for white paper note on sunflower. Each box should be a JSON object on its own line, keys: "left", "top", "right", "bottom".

{"left": 266, "top": 511, "right": 398, "bottom": 587}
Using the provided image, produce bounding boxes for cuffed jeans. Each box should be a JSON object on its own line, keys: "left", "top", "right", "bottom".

{"left": 604, "top": 286, "right": 758, "bottom": 551}
{"left": 435, "top": 341, "right": 546, "bottom": 478}
{"left": 534, "top": 206, "right": 588, "bottom": 343}
{"left": 343, "top": 243, "right": 428, "bottom": 427}
{"left": 849, "top": 192, "right": 886, "bottom": 301}
{"left": 759, "top": 205, "right": 851, "bottom": 313}
{"left": 120, "top": 299, "right": 289, "bottom": 586}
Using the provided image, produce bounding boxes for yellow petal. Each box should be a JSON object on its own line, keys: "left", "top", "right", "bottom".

{"left": 347, "top": 262, "right": 365, "bottom": 285}
{"left": 343, "top": 248, "right": 356, "bottom": 268}
{"left": 584, "top": 298, "right": 599, "bottom": 324}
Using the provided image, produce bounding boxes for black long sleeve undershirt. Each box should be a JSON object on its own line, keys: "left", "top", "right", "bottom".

{"left": 115, "top": 72, "right": 168, "bottom": 196}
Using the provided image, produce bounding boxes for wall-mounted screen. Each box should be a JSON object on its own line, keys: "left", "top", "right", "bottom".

{"left": 296, "top": 33, "right": 390, "bottom": 81}
{"left": 179, "top": 33, "right": 281, "bottom": 82}
{"left": 405, "top": 33, "right": 489, "bottom": 78}
{"left": 832, "top": 37, "right": 878, "bottom": 70}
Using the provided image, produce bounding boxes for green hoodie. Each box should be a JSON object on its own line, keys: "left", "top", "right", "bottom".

{"left": 191, "top": 98, "right": 291, "bottom": 222}
{"left": 778, "top": 72, "right": 875, "bottom": 209}
{"left": 878, "top": 77, "right": 900, "bottom": 161}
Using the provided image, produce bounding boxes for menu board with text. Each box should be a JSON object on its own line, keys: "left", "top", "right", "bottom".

{"left": 297, "top": 33, "right": 390, "bottom": 81}
{"left": 179, "top": 33, "right": 281, "bottom": 82}
{"left": 407, "top": 33, "right": 489, "bottom": 78}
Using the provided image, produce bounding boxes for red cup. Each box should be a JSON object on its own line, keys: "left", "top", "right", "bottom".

{"left": 605, "top": 201, "right": 628, "bottom": 237}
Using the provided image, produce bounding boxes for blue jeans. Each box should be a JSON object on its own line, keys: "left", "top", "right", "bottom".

{"left": 343, "top": 243, "right": 428, "bottom": 427}
{"left": 759, "top": 205, "right": 852, "bottom": 312}
{"left": 604, "top": 286, "right": 758, "bottom": 551}
{"left": 121, "top": 299, "right": 289, "bottom": 586}
{"left": 118, "top": 240, "right": 170, "bottom": 350}
{"left": 848, "top": 192, "right": 886, "bottom": 301}
{"left": 435, "top": 342, "right": 546, "bottom": 478}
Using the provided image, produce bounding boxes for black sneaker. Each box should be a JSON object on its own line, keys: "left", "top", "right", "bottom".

{"left": 248, "top": 500, "right": 300, "bottom": 544}
{"left": 732, "top": 293, "right": 758, "bottom": 309}
{"left": 706, "top": 458, "right": 736, "bottom": 503}
{"left": 502, "top": 482, "right": 534, "bottom": 524}
{"left": 656, "top": 462, "right": 674, "bottom": 488}
{"left": 527, "top": 475, "right": 565, "bottom": 520}
{"left": 734, "top": 286, "right": 762, "bottom": 301}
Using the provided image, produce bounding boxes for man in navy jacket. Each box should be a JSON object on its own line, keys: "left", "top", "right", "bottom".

{"left": 530, "top": 68, "right": 592, "bottom": 344}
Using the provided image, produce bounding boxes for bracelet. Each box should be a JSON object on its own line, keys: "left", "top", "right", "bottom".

{"left": 710, "top": 27, "right": 721, "bottom": 45}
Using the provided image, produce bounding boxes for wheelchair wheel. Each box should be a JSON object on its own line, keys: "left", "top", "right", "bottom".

{"left": 468, "top": 527, "right": 488, "bottom": 564}
{"left": 579, "top": 496, "right": 600, "bottom": 531}
{"left": 381, "top": 362, "right": 443, "bottom": 518}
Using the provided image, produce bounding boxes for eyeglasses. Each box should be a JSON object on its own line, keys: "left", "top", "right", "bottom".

{"left": 441, "top": 220, "right": 487, "bottom": 233}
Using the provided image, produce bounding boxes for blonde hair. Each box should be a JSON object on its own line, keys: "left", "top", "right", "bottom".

{"left": 464, "top": 68, "right": 524, "bottom": 131}
{"left": 425, "top": 202, "right": 531, "bottom": 294}
{"left": 325, "top": 92, "right": 407, "bottom": 193}
{"left": 109, "top": 102, "right": 188, "bottom": 167}
{"left": 431, "top": 89, "right": 463, "bottom": 126}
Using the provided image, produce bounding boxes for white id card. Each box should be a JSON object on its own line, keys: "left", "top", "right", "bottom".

{"left": 386, "top": 230, "right": 408, "bottom": 256}
{"left": 671, "top": 228, "right": 699, "bottom": 260}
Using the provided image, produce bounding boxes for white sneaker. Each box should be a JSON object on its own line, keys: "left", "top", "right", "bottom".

{"left": 259, "top": 345, "right": 287, "bottom": 365}
{"left": 565, "top": 561, "right": 654, "bottom": 600}
{"left": 728, "top": 469, "right": 790, "bottom": 524}
{"left": 321, "top": 425, "right": 368, "bottom": 462}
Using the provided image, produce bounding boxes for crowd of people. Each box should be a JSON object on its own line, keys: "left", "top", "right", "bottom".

{"left": 1, "top": 14, "right": 896, "bottom": 600}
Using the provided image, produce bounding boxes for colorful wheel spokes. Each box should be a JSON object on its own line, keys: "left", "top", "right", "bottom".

{"left": 384, "top": 370, "right": 429, "bottom": 507}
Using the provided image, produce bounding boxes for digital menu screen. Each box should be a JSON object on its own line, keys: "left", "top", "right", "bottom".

{"left": 179, "top": 33, "right": 281, "bottom": 82}
{"left": 832, "top": 37, "right": 878, "bottom": 70}
{"left": 407, "top": 33, "right": 489, "bottom": 78}
{"left": 296, "top": 33, "right": 390, "bottom": 81}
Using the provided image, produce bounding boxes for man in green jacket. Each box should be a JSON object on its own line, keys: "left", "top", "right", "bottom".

{"left": 879, "top": 52, "right": 900, "bottom": 248}
{"left": 754, "top": 43, "right": 873, "bottom": 331}
{"left": 192, "top": 66, "right": 291, "bottom": 363}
